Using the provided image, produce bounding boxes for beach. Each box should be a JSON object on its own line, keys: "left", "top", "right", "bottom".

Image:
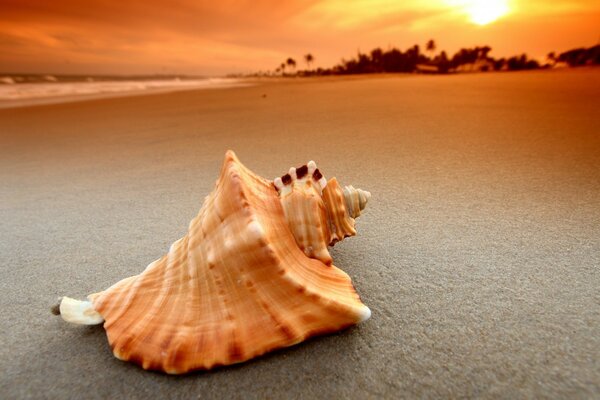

{"left": 1, "top": 69, "right": 599, "bottom": 398}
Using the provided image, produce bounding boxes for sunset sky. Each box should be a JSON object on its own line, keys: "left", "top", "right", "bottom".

{"left": 2, "top": 0, "right": 599, "bottom": 75}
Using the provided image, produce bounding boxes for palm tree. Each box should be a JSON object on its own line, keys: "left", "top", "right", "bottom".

{"left": 304, "top": 53, "right": 314, "bottom": 70}
{"left": 370, "top": 48, "right": 383, "bottom": 71}
{"left": 438, "top": 50, "right": 449, "bottom": 73}
{"left": 479, "top": 46, "right": 491, "bottom": 60}
{"left": 547, "top": 51, "right": 557, "bottom": 66}
{"left": 280, "top": 63, "right": 286, "bottom": 75}
{"left": 426, "top": 39, "right": 436, "bottom": 59}
{"left": 286, "top": 58, "right": 297, "bottom": 73}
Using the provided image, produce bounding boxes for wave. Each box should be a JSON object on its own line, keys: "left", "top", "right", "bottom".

{"left": 0, "top": 77, "right": 251, "bottom": 107}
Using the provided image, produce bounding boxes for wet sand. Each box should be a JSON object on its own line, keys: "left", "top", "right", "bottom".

{"left": 1, "top": 69, "right": 599, "bottom": 398}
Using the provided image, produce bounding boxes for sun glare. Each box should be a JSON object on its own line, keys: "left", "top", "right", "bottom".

{"left": 465, "top": 0, "right": 509, "bottom": 25}
{"left": 445, "top": 0, "right": 510, "bottom": 26}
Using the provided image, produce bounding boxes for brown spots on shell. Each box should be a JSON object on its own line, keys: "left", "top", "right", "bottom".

{"left": 160, "top": 336, "right": 174, "bottom": 353}
{"left": 300, "top": 312, "right": 319, "bottom": 324}
{"left": 296, "top": 165, "right": 308, "bottom": 179}
{"left": 114, "top": 334, "right": 136, "bottom": 358}
{"left": 308, "top": 293, "right": 320, "bottom": 302}
{"left": 170, "top": 343, "right": 189, "bottom": 371}
{"left": 228, "top": 341, "right": 244, "bottom": 362}
{"left": 275, "top": 163, "right": 323, "bottom": 188}
{"left": 127, "top": 351, "right": 145, "bottom": 367}
{"left": 278, "top": 323, "right": 297, "bottom": 340}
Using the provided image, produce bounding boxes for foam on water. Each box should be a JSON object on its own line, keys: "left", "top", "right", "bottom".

{"left": 0, "top": 77, "right": 251, "bottom": 108}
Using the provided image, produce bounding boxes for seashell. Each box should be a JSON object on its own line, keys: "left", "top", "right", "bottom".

{"left": 55, "top": 150, "right": 371, "bottom": 374}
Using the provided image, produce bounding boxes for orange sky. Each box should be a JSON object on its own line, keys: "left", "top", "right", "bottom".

{"left": 1, "top": 0, "right": 599, "bottom": 75}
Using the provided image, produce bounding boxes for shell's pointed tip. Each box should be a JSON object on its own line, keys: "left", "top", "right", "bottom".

{"left": 307, "top": 161, "right": 317, "bottom": 174}
{"left": 225, "top": 149, "right": 236, "bottom": 158}
{"left": 357, "top": 188, "right": 371, "bottom": 210}
{"left": 342, "top": 185, "right": 371, "bottom": 218}
{"left": 359, "top": 306, "right": 372, "bottom": 322}
{"left": 59, "top": 297, "right": 104, "bottom": 325}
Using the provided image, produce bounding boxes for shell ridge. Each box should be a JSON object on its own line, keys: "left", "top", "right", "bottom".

{"left": 322, "top": 177, "right": 356, "bottom": 244}
{"left": 180, "top": 172, "right": 235, "bottom": 370}
{"left": 260, "top": 204, "right": 366, "bottom": 321}
{"left": 196, "top": 156, "right": 252, "bottom": 369}
{"left": 180, "top": 156, "right": 257, "bottom": 370}
{"left": 228, "top": 159, "right": 306, "bottom": 353}
{"left": 95, "top": 272, "right": 146, "bottom": 331}
{"left": 112, "top": 244, "right": 181, "bottom": 363}
{"left": 248, "top": 168, "right": 369, "bottom": 326}
{"left": 90, "top": 275, "right": 135, "bottom": 325}
{"left": 273, "top": 249, "right": 367, "bottom": 322}
{"left": 192, "top": 221, "right": 214, "bottom": 370}
{"left": 246, "top": 174, "right": 358, "bottom": 316}
{"left": 190, "top": 215, "right": 221, "bottom": 370}
{"left": 158, "top": 235, "right": 195, "bottom": 372}
{"left": 235, "top": 159, "right": 355, "bottom": 346}
{"left": 187, "top": 221, "right": 208, "bottom": 370}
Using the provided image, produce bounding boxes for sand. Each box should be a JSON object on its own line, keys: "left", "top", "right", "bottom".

{"left": 1, "top": 69, "right": 599, "bottom": 399}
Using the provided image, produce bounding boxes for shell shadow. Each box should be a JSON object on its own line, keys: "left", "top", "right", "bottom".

{"left": 48, "top": 318, "right": 363, "bottom": 379}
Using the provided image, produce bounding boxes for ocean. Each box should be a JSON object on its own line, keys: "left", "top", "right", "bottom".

{"left": 0, "top": 74, "right": 250, "bottom": 108}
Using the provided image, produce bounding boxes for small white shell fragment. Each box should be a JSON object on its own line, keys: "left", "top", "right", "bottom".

{"left": 59, "top": 297, "right": 104, "bottom": 325}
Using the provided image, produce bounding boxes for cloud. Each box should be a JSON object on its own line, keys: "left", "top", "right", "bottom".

{"left": 1, "top": 0, "right": 598, "bottom": 74}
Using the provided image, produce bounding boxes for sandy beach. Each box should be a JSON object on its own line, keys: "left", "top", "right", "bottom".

{"left": 1, "top": 69, "right": 599, "bottom": 398}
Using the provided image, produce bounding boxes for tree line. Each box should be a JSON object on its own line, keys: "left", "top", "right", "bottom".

{"left": 267, "top": 42, "right": 599, "bottom": 76}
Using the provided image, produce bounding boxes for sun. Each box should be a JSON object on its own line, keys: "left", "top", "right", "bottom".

{"left": 465, "top": 0, "right": 510, "bottom": 25}
{"left": 444, "top": 0, "right": 510, "bottom": 26}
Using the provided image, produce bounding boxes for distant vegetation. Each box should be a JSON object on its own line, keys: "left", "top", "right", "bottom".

{"left": 263, "top": 42, "right": 600, "bottom": 77}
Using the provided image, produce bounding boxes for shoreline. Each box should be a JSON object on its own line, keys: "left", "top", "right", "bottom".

{"left": 1, "top": 67, "right": 591, "bottom": 110}
{"left": 0, "top": 78, "right": 254, "bottom": 110}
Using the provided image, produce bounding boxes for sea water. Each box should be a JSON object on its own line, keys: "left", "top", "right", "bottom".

{"left": 0, "top": 75, "right": 250, "bottom": 108}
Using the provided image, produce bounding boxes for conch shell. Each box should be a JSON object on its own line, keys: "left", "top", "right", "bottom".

{"left": 55, "top": 151, "right": 371, "bottom": 374}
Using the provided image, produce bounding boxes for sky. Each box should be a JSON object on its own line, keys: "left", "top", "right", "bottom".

{"left": 1, "top": 0, "right": 599, "bottom": 75}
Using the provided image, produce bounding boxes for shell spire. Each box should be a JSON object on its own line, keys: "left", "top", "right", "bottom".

{"left": 274, "top": 161, "right": 371, "bottom": 250}
{"left": 343, "top": 185, "right": 371, "bottom": 218}
{"left": 55, "top": 151, "right": 371, "bottom": 374}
